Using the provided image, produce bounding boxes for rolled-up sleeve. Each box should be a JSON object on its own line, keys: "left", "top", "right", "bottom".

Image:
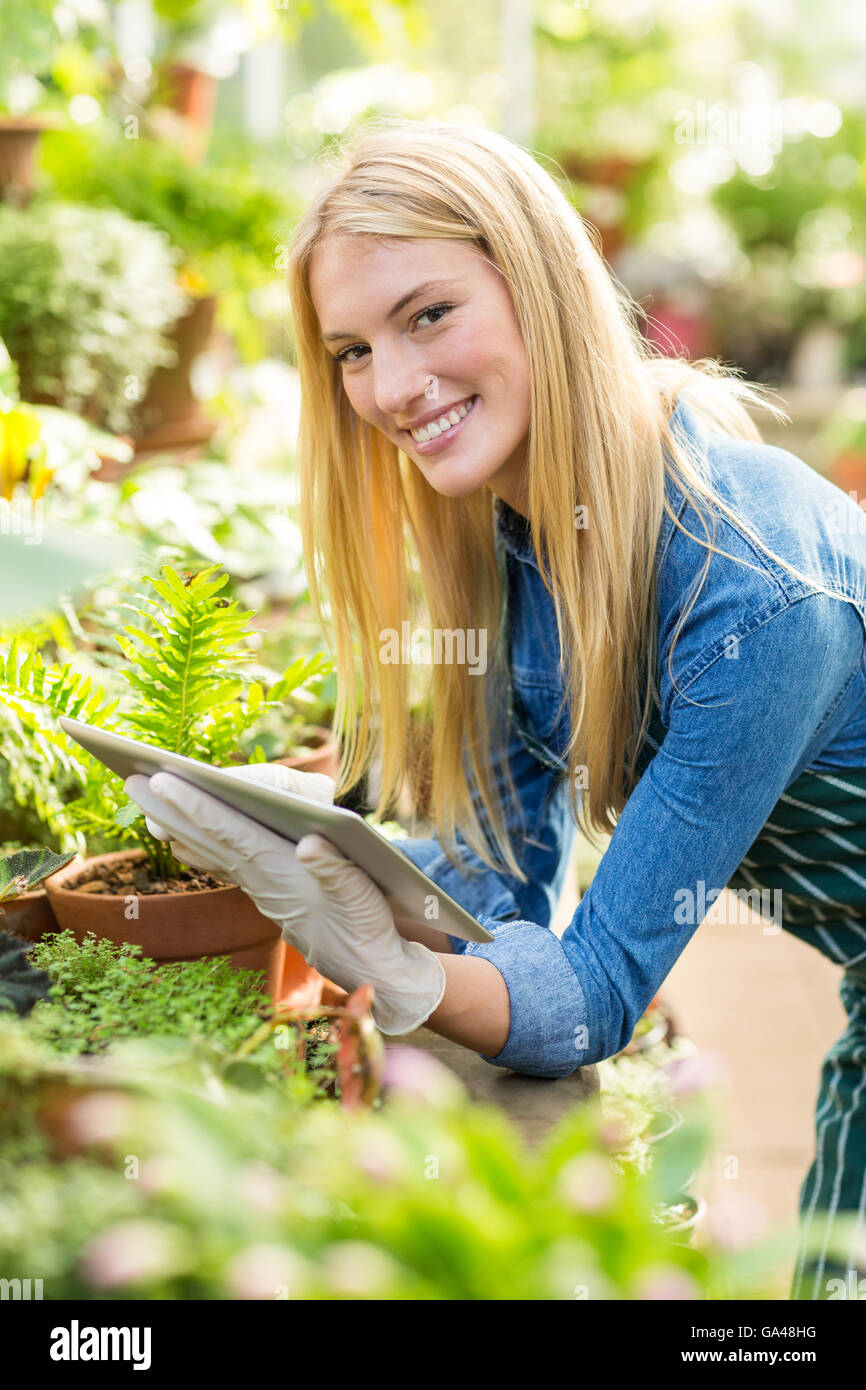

{"left": 464, "top": 917, "right": 591, "bottom": 1077}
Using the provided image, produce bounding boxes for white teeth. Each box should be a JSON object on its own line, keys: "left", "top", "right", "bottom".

{"left": 410, "top": 396, "right": 475, "bottom": 443}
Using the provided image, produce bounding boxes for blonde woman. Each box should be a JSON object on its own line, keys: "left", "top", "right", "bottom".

{"left": 127, "top": 120, "right": 866, "bottom": 1301}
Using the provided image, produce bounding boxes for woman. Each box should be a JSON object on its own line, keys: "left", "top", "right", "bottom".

{"left": 126, "top": 120, "right": 866, "bottom": 1300}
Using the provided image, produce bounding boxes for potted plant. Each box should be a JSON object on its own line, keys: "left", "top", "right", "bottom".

{"left": 0, "top": 0, "right": 60, "bottom": 203}
{"left": 0, "top": 839, "right": 73, "bottom": 939}
{"left": 0, "top": 562, "right": 332, "bottom": 1006}
{"left": 231, "top": 658, "right": 340, "bottom": 781}
{"left": 130, "top": 265, "right": 219, "bottom": 456}
{"left": 39, "top": 127, "right": 300, "bottom": 369}
{"left": 621, "top": 994, "right": 677, "bottom": 1056}
{"left": 0, "top": 845, "right": 75, "bottom": 950}
{"left": 147, "top": 0, "right": 250, "bottom": 160}
{"left": 0, "top": 200, "right": 189, "bottom": 432}
{"left": 0, "top": 332, "right": 134, "bottom": 503}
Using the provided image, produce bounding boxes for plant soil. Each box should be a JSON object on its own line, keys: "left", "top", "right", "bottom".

{"left": 65, "top": 855, "right": 231, "bottom": 897}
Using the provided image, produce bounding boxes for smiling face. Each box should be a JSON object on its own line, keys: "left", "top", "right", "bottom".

{"left": 309, "top": 235, "right": 532, "bottom": 512}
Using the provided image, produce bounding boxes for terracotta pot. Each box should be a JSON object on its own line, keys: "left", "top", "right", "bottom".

{"left": 828, "top": 450, "right": 866, "bottom": 500}
{"left": 559, "top": 152, "right": 648, "bottom": 189}
{"left": 277, "top": 732, "right": 344, "bottom": 1004}
{"left": 163, "top": 64, "right": 218, "bottom": 132}
{"left": 0, "top": 119, "right": 43, "bottom": 204}
{"left": 44, "top": 849, "right": 323, "bottom": 1009}
{"left": 0, "top": 887, "right": 58, "bottom": 943}
{"left": 277, "top": 728, "right": 341, "bottom": 781}
{"left": 130, "top": 294, "right": 218, "bottom": 456}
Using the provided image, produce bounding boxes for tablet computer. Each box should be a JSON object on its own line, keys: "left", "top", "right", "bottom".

{"left": 57, "top": 716, "right": 494, "bottom": 945}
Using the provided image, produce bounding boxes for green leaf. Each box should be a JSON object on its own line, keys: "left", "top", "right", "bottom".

{"left": 114, "top": 798, "right": 143, "bottom": 829}
{"left": 0, "top": 846, "right": 76, "bottom": 898}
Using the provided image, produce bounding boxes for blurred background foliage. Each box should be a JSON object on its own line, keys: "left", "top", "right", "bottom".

{"left": 1, "top": 0, "right": 865, "bottom": 1302}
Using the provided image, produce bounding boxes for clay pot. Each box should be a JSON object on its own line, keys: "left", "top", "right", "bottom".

{"left": 128, "top": 294, "right": 218, "bottom": 457}
{"left": 278, "top": 732, "right": 346, "bottom": 1004}
{"left": 163, "top": 64, "right": 218, "bottom": 133}
{"left": 0, "top": 119, "right": 43, "bottom": 204}
{"left": 0, "top": 887, "right": 58, "bottom": 943}
{"left": 44, "top": 849, "right": 323, "bottom": 1009}
{"left": 829, "top": 450, "right": 866, "bottom": 500}
{"left": 277, "top": 728, "right": 341, "bottom": 782}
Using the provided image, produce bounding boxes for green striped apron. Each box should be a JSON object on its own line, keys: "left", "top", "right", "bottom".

{"left": 726, "top": 764, "right": 866, "bottom": 1301}
{"left": 510, "top": 691, "right": 866, "bottom": 1301}
{"left": 634, "top": 708, "right": 866, "bottom": 1301}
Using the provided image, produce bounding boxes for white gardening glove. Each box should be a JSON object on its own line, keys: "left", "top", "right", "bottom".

{"left": 137, "top": 761, "right": 338, "bottom": 878}
{"left": 123, "top": 765, "right": 447, "bottom": 1036}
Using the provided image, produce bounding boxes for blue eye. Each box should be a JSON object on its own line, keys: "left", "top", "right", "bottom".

{"left": 335, "top": 302, "right": 453, "bottom": 365}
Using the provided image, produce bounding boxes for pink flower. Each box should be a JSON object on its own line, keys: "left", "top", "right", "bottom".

{"left": 663, "top": 1051, "right": 729, "bottom": 1097}
{"left": 557, "top": 1154, "right": 616, "bottom": 1213}
{"left": 634, "top": 1264, "right": 702, "bottom": 1300}
{"left": 320, "top": 1241, "right": 399, "bottom": 1296}
{"left": 351, "top": 1127, "right": 407, "bottom": 1184}
{"left": 137, "top": 1154, "right": 181, "bottom": 1196}
{"left": 382, "top": 1046, "right": 465, "bottom": 1108}
{"left": 63, "top": 1090, "right": 133, "bottom": 1147}
{"left": 80, "top": 1220, "right": 182, "bottom": 1289}
{"left": 237, "top": 1161, "right": 285, "bottom": 1215}
{"left": 704, "top": 1189, "right": 767, "bottom": 1252}
{"left": 224, "top": 1244, "right": 307, "bottom": 1300}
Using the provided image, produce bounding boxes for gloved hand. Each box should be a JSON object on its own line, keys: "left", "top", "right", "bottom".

{"left": 123, "top": 763, "right": 447, "bottom": 1036}
{"left": 139, "top": 761, "right": 338, "bottom": 878}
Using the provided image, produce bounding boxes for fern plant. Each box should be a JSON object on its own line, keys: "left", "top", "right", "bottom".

{"left": 0, "top": 564, "right": 333, "bottom": 878}
{"left": 0, "top": 632, "right": 123, "bottom": 853}
{"left": 0, "top": 563, "right": 334, "bottom": 880}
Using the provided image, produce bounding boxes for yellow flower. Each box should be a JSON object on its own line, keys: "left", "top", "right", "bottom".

{"left": 0, "top": 406, "right": 44, "bottom": 502}
{"left": 29, "top": 463, "right": 56, "bottom": 501}
{"left": 177, "top": 264, "right": 209, "bottom": 297}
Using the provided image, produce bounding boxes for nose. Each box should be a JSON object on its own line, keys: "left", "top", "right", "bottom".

{"left": 372, "top": 350, "right": 431, "bottom": 423}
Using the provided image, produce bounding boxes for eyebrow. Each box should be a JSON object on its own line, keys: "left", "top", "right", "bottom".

{"left": 320, "top": 279, "right": 459, "bottom": 343}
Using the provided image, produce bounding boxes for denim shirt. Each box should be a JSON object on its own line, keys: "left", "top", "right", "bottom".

{"left": 393, "top": 399, "right": 866, "bottom": 1077}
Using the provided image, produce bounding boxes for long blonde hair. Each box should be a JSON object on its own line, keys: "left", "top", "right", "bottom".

{"left": 288, "top": 118, "right": 843, "bottom": 882}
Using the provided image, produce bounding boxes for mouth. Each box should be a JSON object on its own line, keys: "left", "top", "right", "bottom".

{"left": 402, "top": 395, "right": 478, "bottom": 454}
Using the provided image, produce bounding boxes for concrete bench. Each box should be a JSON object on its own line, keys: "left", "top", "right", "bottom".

{"left": 385, "top": 1025, "right": 599, "bottom": 1147}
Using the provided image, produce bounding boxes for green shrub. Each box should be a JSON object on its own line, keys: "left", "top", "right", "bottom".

{"left": 0, "top": 201, "right": 187, "bottom": 430}
{"left": 25, "top": 929, "right": 338, "bottom": 1098}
